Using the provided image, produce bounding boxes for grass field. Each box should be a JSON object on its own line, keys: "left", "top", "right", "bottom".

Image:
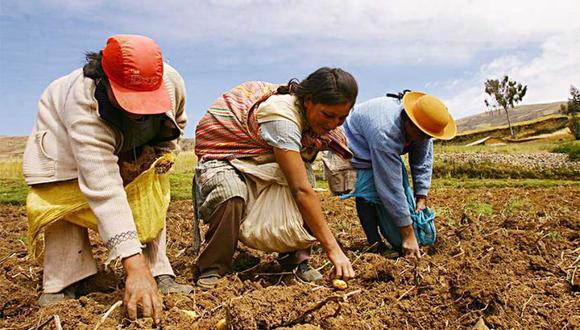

{"left": 434, "top": 141, "right": 559, "bottom": 154}
{"left": 1, "top": 142, "right": 578, "bottom": 205}
{"left": 2, "top": 169, "right": 578, "bottom": 205}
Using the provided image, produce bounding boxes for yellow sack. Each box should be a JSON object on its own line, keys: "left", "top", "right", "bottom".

{"left": 27, "top": 153, "right": 173, "bottom": 261}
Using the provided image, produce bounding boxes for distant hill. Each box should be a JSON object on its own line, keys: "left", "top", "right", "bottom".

{"left": 456, "top": 101, "right": 566, "bottom": 134}
{"left": 0, "top": 101, "right": 568, "bottom": 158}
{"left": 0, "top": 136, "right": 195, "bottom": 160}
{"left": 0, "top": 136, "right": 27, "bottom": 160}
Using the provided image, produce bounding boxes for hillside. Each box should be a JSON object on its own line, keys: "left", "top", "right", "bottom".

{"left": 0, "top": 136, "right": 27, "bottom": 160}
{"left": 0, "top": 101, "right": 569, "bottom": 158}
{"left": 456, "top": 101, "right": 565, "bottom": 133}
{"left": 0, "top": 136, "right": 195, "bottom": 160}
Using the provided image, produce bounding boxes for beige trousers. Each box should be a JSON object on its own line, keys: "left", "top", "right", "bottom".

{"left": 43, "top": 220, "right": 174, "bottom": 293}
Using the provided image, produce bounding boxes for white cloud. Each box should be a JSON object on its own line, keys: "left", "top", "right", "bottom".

{"left": 5, "top": 0, "right": 578, "bottom": 120}
{"left": 443, "top": 31, "right": 580, "bottom": 119}
{"left": 12, "top": 0, "right": 579, "bottom": 66}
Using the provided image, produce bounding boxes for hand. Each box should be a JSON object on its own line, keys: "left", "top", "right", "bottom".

{"left": 327, "top": 246, "right": 355, "bottom": 280}
{"left": 155, "top": 159, "right": 174, "bottom": 174}
{"left": 122, "top": 254, "right": 163, "bottom": 325}
{"left": 415, "top": 196, "right": 427, "bottom": 213}
{"left": 399, "top": 225, "right": 421, "bottom": 258}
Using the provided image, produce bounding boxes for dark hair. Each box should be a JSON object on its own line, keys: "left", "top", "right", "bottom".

{"left": 83, "top": 51, "right": 108, "bottom": 85}
{"left": 277, "top": 67, "right": 358, "bottom": 109}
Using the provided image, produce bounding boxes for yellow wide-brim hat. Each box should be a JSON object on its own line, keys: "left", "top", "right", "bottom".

{"left": 402, "top": 92, "right": 457, "bottom": 140}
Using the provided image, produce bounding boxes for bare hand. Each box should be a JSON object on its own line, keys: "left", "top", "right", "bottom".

{"left": 415, "top": 196, "right": 427, "bottom": 213}
{"left": 327, "top": 246, "right": 355, "bottom": 280}
{"left": 401, "top": 235, "right": 421, "bottom": 258}
{"left": 399, "top": 225, "right": 421, "bottom": 258}
{"left": 122, "top": 254, "right": 163, "bottom": 324}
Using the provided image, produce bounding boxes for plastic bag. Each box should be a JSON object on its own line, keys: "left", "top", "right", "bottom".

{"left": 27, "top": 154, "right": 173, "bottom": 260}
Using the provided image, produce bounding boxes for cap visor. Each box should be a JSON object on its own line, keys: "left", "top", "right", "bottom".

{"left": 109, "top": 78, "right": 171, "bottom": 115}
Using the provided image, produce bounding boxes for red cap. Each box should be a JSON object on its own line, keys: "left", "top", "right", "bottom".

{"left": 102, "top": 34, "right": 171, "bottom": 115}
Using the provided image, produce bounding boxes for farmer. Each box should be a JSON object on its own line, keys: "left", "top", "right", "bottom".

{"left": 342, "top": 91, "right": 456, "bottom": 257}
{"left": 22, "top": 35, "right": 191, "bottom": 321}
{"left": 193, "top": 68, "right": 358, "bottom": 289}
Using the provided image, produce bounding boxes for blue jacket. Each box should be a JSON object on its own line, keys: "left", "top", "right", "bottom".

{"left": 343, "top": 97, "right": 433, "bottom": 227}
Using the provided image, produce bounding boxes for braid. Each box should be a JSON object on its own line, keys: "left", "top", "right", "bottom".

{"left": 277, "top": 78, "right": 299, "bottom": 95}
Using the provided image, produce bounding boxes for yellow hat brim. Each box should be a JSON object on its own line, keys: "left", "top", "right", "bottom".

{"left": 402, "top": 92, "right": 457, "bottom": 140}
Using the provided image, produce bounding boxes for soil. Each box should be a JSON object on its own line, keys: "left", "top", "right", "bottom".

{"left": 1, "top": 187, "right": 579, "bottom": 329}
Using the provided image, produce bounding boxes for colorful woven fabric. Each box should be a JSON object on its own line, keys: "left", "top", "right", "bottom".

{"left": 195, "top": 81, "right": 277, "bottom": 160}
{"left": 195, "top": 81, "right": 352, "bottom": 161}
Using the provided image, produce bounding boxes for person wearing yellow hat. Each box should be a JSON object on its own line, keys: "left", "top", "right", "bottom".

{"left": 22, "top": 34, "right": 191, "bottom": 323}
{"left": 341, "top": 91, "right": 456, "bottom": 257}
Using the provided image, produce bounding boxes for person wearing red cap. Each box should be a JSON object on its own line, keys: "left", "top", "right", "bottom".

{"left": 22, "top": 34, "right": 190, "bottom": 322}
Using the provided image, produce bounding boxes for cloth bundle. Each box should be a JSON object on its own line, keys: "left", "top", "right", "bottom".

{"left": 230, "top": 159, "right": 317, "bottom": 253}
{"left": 342, "top": 161, "right": 437, "bottom": 246}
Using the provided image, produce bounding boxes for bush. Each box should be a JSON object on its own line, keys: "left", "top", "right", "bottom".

{"left": 552, "top": 141, "right": 580, "bottom": 161}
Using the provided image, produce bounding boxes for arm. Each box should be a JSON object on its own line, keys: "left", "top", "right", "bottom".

{"left": 408, "top": 139, "right": 433, "bottom": 197}
{"left": 370, "top": 145, "right": 420, "bottom": 257}
{"left": 65, "top": 113, "right": 161, "bottom": 322}
{"left": 273, "top": 148, "right": 355, "bottom": 279}
{"left": 408, "top": 139, "right": 433, "bottom": 212}
{"left": 66, "top": 117, "right": 142, "bottom": 261}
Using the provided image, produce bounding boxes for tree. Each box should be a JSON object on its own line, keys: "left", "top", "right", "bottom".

{"left": 484, "top": 75, "right": 527, "bottom": 137}
{"left": 568, "top": 85, "right": 580, "bottom": 139}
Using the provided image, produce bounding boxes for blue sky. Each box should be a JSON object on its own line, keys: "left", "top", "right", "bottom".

{"left": 1, "top": 0, "right": 579, "bottom": 137}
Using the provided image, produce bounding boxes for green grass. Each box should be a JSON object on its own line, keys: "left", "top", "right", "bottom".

{"left": 431, "top": 178, "right": 580, "bottom": 189}
{"left": 1, "top": 175, "right": 578, "bottom": 205}
{"left": 548, "top": 231, "right": 561, "bottom": 241}
{"left": 169, "top": 172, "right": 194, "bottom": 201}
{"left": 551, "top": 140, "right": 580, "bottom": 161}
{"left": 0, "top": 172, "right": 195, "bottom": 205}
{"left": 0, "top": 177, "right": 29, "bottom": 205}
{"left": 434, "top": 141, "right": 561, "bottom": 154}
{"left": 433, "top": 158, "right": 579, "bottom": 180}
{"left": 505, "top": 198, "right": 530, "bottom": 214}
{"left": 0, "top": 158, "right": 23, "bottom": 178}
{"left": 1, "top": 148, "right": 578, "bottom": 205}
{"left": 464, "top": 199, "right": 494, "bottom": 217}
{"left": 172, "top": 151, "right": 197, "bottom": 174}
{"left": 315, "top": 178, "right": 329, "bottom": 190}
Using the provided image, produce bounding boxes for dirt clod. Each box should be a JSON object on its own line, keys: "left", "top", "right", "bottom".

{"left": 1, "top": 187, "right": 579, "bottom": 329}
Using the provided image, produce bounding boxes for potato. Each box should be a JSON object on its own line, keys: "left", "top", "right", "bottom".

{"left": 332, "top": 279, "right": 348, "bottom": 290}
{"left": 216, "top": 318, "right": 227, "bottom": 330}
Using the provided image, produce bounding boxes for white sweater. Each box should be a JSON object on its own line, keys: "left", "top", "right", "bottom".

{"left": 23, "top": 64, "right": 187, "bottom": 263}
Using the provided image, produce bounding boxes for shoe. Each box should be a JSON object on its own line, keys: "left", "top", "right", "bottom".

{"left": 155, "top": 275, "right": 193, "bottom": 294}
{"left": 38, "top": 284, "right": 77, "bottom": 306}
{"left": 368, "top": 241, "right": 389, "bottom": 254}
{"left": 196, "top": 273, "right": 221, "bottom": 290}
{"left": 293, "top": 261, "right": 323, "bottom": 283}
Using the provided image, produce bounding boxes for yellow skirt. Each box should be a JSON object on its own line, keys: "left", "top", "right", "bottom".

{"left": 27, "top": 154, "right": 173, "bottom": 261}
